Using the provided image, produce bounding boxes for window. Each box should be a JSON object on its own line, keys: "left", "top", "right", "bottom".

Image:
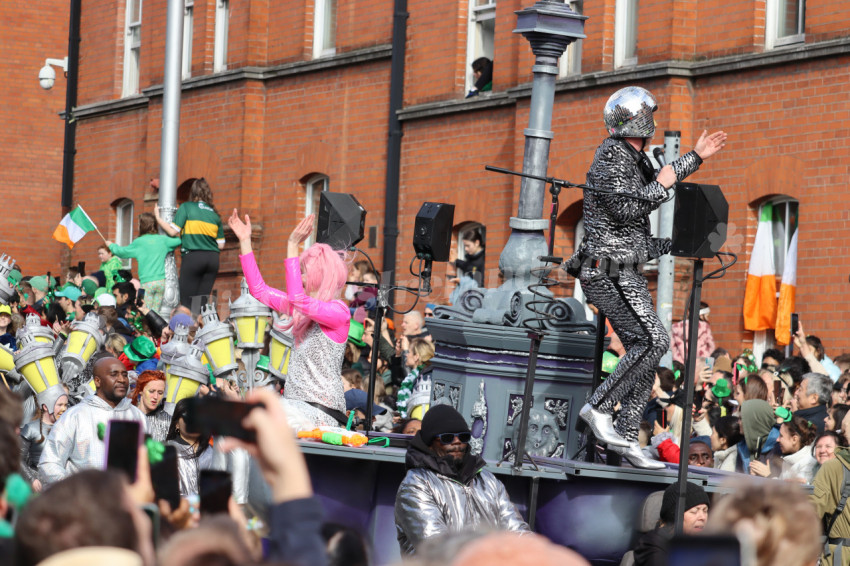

{"left": 115, "top": 199, "right": 135, "bottom": 269}
{"left": 465, "top": 0, "right": 496, "bottom": 93}
{"left": 614, "top": 0, "right": 638, "bottom": 68}
{"left": 304, "top": 175, "right": 329, "bottom": 247}
{"left": 766, "top": 0, "right": 805, "bottom": 49}
{"left": 122, "top": 0, "right": 143, "bottom": 96}
{"left": 313, "top": 0, "right": 337, "bottom": 59}
{"left": 558, "top": 1, "right": 583, "bottom": 77}
{"left": 213, "top": 0, "right": 230, "bottom": 72}
{"left": 182, "top": 0, "right": 194, "bottom": 79}
{"left": 764, "top": 198, "right": 798, "bottom": 276}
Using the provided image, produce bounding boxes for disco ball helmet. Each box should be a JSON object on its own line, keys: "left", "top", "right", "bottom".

{"left": 603, "top": 86, "right": 658, "bottom": 139}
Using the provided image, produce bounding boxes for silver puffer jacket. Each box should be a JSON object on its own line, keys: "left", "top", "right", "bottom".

{"left": 572, "top": 137, "right": 702, "bottom": 265}
{"left": 395, "top": 436, "right": 530, "bottom": 555}
{"left": 20, "top": 420, "right": 53, "bottom": 483}
{"left": 38, "top": 394, "right": 146, "bottom": 486}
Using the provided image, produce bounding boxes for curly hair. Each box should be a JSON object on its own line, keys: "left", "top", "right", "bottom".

{"left": 132, "top": 370, "right": 166, "bottom": 407}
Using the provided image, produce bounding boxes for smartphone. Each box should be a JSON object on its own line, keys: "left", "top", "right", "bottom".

{"left": 184, "top": 396, "right": 260, "bottom": 442}
{"left": 77, "top": 261, "right": 86, "bottom": 276}
{"left": 136, "top": 288, "right": 146, "bottom": 307}
{"left": 791, "top": 312, "right": 799, "bottom": 335}
{"left": 199, "top": 470, "right": 232, "bottom": 516}
{"left": 141, "top": 503, "right": 161, "bottom": 550}
{"left": 705, "top": 356, "right": 714, "bottom": 371}
{"left": 668, "top": 534, "right": 753, "bottom": 566}
{"left": 104, "top": 420, "right": 142, "bottom": 482}
{"left": 150, "top": 445, "right": 181, "bottom": 510}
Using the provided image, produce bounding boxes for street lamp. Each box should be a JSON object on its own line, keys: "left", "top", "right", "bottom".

{"left": 15, "top": 332, "right": 66, "bottom": 414}
{"left": 59, "top": 311, "right": 104, "bottom": 379}
{"left": 194, "top": 303, "right": 237, "bottom": 379}
{"left": 228, "top": 278, "right": 271, "bottom": 391}
{"left": 164, "top": 343, "right": 209, "bottom": 412}
{"left": 268, "top": 326, "right": 295, "bottom": 382}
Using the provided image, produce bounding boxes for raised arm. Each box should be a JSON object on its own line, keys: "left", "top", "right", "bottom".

{"left": 240, "top": 252, "right": 292, "bottom": 314}
{"left": 154, "top": 205, "right": 181, "bottom": 237}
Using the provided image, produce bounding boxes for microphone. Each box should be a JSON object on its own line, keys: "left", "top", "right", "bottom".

{"left": 652, "top": 147, "right": 666, "bottom": 167}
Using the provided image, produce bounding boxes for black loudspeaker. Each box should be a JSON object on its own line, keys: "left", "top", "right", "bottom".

{"left": 413, "top": 202, "right": 455, "bottom": 261}
{"left": 316, "top": 192, "right": 366, "bottom": 250}
{"left": 671, "top": 183, "right": 728, "bottom": 258}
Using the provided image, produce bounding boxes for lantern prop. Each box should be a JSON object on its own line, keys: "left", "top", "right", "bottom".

{"left": 164, "top": 343, "right": 209, "bottom": 412}
{"left": 268, "top": 326, "right": 295, "bottom": 382}
{"left": 15, "top": 332, "right": 65, "bottom": 414}
{"left": 60, "top": 311, "right": 104, "bottom": 380}
{"left": 194, "top": 303, "right": 237, "bottom": 378}
{"left": 229, "top": 278, "right": 271, "bottom": 390}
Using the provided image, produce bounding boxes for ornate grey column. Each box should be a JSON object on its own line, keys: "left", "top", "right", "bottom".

{"left": 473, "top": 1, "right": 586, "bottom": 325}
{"left": 157, "top": 0, "right": 185, "bottom": 317}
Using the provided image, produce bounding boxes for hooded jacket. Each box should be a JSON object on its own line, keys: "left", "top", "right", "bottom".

{"left": 38, "top": 394, "right": 146, "bottom": 486}
{"left": 737, "top": 399, "right": 781, "bottom": 475}
{"left": 813, "top": 448, "right": 850, "bottom": 566}
{"left": 394, "top": 433, "right": 529, "bottom": 555}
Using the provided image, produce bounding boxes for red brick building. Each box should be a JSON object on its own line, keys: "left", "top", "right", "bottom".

{"left": 12, "top": 0, "right": 850, "bottom": 358}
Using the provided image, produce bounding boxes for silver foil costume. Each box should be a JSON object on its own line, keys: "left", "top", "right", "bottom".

{"left": 566, "top": 89, "right": 702, "bottom": 445}
{"left": 169, "top": 438, "right": 225, "bottom": 497}
{"left": 144, "top": 407, "right": 172, "bottom": 443}
{"left": 19, "top": 420, "right": 53, "bottom": 483}
{"left": 395, "top": 436, "right": 529, "bottom": 555}
{"left": 38, "top": 394, "right": 146, "bottom": 486}
{"left": 281, "top": 322, "right": 347, "bottom": 429}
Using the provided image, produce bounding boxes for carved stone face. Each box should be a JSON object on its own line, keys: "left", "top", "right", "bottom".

{"left": 513, "top": 406, "right": 560, "bottom": 458}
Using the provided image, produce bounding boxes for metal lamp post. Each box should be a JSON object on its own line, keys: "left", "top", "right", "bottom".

{"left": 228, "top": 279, "right": 271, "bottom": 391}
{"left": 194, "top": 303, "right": 237, "bottom": 379}
{"left": 474, "top": 0, "right": 586, "bottom": 325}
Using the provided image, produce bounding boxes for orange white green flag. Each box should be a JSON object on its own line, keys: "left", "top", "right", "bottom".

{"left": 743, "top": 203, "right": 777, "bottom": 331}
{"left": 775, "top": 230, "right": 798, "bottom": 346}
{"left": 52, "top": 206, "right": 97, "bottom": 249}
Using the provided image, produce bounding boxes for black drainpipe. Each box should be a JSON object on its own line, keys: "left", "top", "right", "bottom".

{"left": 381, "top": 0, "right": 409, "bottom": 307}
{"left": 61, "top": 0, "right": 82, "bottom": 213}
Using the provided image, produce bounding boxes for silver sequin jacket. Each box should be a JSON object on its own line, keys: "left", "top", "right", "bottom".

{"left": 575, "top": 137, "right": 702, "bottom": 264}
{"left": 20, "top": 420, "right": 53, "bottom": 483}
{"left": 395, "top": 437, "right": 529, "bottom": 555}
{"left": 38, "top": 394, "right": 146, "bottom": 486}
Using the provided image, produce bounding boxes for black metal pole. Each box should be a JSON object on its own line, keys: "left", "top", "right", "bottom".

{"left": 675, "top": 259, "right": 704, "bottom": 533}
{"left": 61, "top": 0, "right": 82, "bottom": 212}
{"left": 364, "top": 285, "right": 388, "bottom": 433}
{"left": 380, "top": 0, "right": 408, "bottom": 309}
{"left": 513, "top": 330, "right": 543, "bottom": 472}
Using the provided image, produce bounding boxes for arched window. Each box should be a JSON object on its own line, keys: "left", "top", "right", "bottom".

{"left": 305, "top": 174, "right": 329, "bottom": 247}
{"left": 114, "top": 198, "right": 135, "bottom": 269}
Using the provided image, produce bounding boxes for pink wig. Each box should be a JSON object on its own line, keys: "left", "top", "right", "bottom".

{"left": 287, "top": 242, "right": 349, "bottom": 343}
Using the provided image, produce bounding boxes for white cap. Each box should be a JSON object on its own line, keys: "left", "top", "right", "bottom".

{"left": 95, "top": 294, "right": 117, "bottom": 307}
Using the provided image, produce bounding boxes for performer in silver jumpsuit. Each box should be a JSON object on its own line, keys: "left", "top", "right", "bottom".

{"left": 19, "top": 384, "right": 69, "bottom": 491}
{"left": 570, "top": 86, "right": 726, "bottom": 469}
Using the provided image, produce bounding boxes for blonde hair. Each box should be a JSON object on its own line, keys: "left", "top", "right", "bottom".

{"left": 104, "top": 333, "right": 127, "bottom": 357}
{"left": 705, "top": 480, "right": 821, "bottom": 566}
{"left": 409, "top": 338, "right": 435, "bottom": 366}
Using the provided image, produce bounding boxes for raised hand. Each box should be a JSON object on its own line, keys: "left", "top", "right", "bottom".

{"left": 228, "top": 209, "right": 252, "bottom": 242}
{"left": 694, "top": 130, "right": 727, "bottom": 160}
{"left": 288, "top": 214, "right": 315, "bottom": 246}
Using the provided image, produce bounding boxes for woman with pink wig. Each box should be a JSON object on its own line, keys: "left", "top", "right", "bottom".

{"left": 229, "top": 210, "right": 350, "bottom": 429}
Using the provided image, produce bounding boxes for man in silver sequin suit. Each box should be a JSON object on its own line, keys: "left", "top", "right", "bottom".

{"left": 569, "top": 86, "right": 727, "bottom": 469}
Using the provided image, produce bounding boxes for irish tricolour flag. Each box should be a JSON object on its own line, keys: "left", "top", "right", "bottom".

{"left": 743, "top": 203, "right": 777, "bottom": 331}
{"left": 775, "top": 230, "right": 798, "bottom": 346}
{"left": 52, "top": 206, "right": 97, "bottom": 249}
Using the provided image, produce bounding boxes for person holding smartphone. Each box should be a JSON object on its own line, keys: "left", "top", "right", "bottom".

{"left": 228, "top": 211, "right": 350, "bottom": 429}
{"left": 166, "top": 398, "right": 220, "bottom": 497}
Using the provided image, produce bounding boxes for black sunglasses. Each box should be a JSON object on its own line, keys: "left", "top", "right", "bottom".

{"left": 437, "top": 432, "right": 471, "bottom": 445}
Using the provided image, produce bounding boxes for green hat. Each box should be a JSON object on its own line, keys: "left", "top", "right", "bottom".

{"left": 81, "top": 279, "right": 98, "bottom": 297}
{"left": 347, "top": 319, "right": 367, "bottom": 348}
{"left": 601, "top": 351, "right": 620, "bottom": 375}
{"left": 257, "top": 355, "right": 270, "bottom": 373}
{"left": 55, "top": 285, "right": 82, "bottom": 301}
{"left": 124, "top": 336, "right": 157, "bottom": 363}
{"left": 7, "top": 270, "right": 21, "bottom": 286}
{"left": 775, "top": 407, "right": 792, "bottom": 423}
{"left": 29, "top": 276, "right": 48, "bottom": 293}
{"left": 712, "top": 378, "right": 732, "bottom": 399}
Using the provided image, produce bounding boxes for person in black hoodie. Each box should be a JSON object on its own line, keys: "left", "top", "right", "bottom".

{"left": 632, "top": 481, "right": 710, "bottom": 566}
{"left": 394, "top": 404, "right": 529, "bottom": 555}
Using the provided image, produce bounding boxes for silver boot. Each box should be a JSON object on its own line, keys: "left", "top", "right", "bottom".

{"left": 609, "top": 441, "right": 666, "bottom": 470}
{"left": 579, "top": 403, "right": 630, "bottom": 448}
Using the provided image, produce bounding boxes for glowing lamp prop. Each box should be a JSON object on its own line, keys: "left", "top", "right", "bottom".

{"left": 194, "top": 303, "right": 236, "bottom": 378}
{"left": 164, "top": 344, "right": 208, "bottom": 409}
{"left": 160, "top": 323, "right": 191, "bottom": 373}
{"left": 15, "top": 332, "right": 65, "bottom": 413}
{"left": 228, "top": 278, "right": 271, "bottom": 349}
{"left": 22, "top": 314, "right": 55, "bottom": 345}
{"left": 0, "top": 254, "right": 17, "bottom": 304}
{"left": 268, "top": 327, "right": 295, "bottom": 382}
{"left": 0, "top": 343, "right": 14, "bottom": 374}
{"left": 60, "top": 311, "right": 104, "bottom": 379}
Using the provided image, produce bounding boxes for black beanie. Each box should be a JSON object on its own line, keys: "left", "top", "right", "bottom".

{"left": 660, "top": 481, "right": 710, "bottom": 524}
{"left": 419, "top": 404, "right": 471, "bottom": 445}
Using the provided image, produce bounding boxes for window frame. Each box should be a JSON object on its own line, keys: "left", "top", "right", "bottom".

{"left": 766, "top": 0, "right": 805, "bottom": 49}
{"left": 465, "top": 0, "right": 496, "bottom": 94}
{"left": 115, "top": 199, "right": 135, "bottom": 270}
{"left": 558, "top": 1, "right": 583, "bottom": 78}
{"left": 122, "top": 0, "right": 143, "bottom": 97}
{"left": 312, "top": 0, "right": 338, "bottom": 59}
{"left": 614, "top": 0, "right": 638, "bottom": 69}
{"left": 304, "top": 175, "right": 330, "bottom": 247}
{"left": 213, "top": 0, "right": 230, "bottom": 73}
{"left": 761, "top": 197, "right": 798, "bottom": 277}
{"left": 182, "top": 0, "right": 194, "bottom": 80}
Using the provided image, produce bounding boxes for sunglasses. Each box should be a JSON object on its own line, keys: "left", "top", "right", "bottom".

{"left": 437, "top": 432, "right": 472, "bottom": 445}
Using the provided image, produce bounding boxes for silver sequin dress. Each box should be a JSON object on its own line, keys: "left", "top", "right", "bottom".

{"left": 281, "top": 322, "right": 347, "bottom": 430}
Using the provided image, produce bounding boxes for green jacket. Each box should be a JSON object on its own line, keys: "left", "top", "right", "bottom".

{"left": 110, "top": 234, "right": 181, "bottom": 283}
{"left": 813, "top": 448, "right": 850, "bottom": 566}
